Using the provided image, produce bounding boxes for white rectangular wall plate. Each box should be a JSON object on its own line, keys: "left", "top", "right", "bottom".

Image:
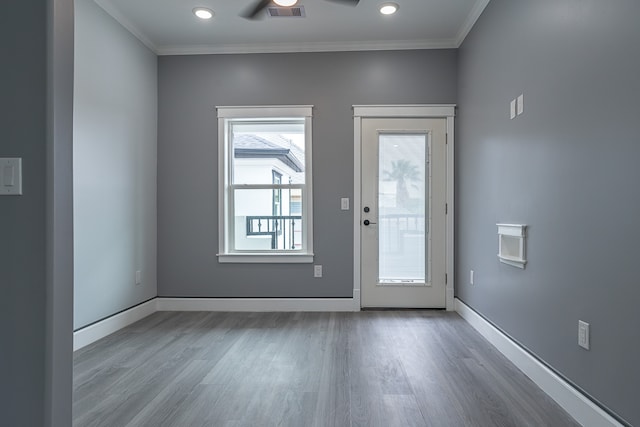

{"left": 517, "top": 94, "right": 524, "bottom": 115}
{"left": 341, "top": 197, "right": 350, "bottom": 210}
{"left": 510, "top": 99, "right": 517, "bottom": 119}
{"left": 314, "top": 264, "right": 323, "bottom": 278}
{"left": 578, "top": 320, "right": 590, "bottom": 350}
{"left": 0, "top": 158, "right": 22, "bottom": 195}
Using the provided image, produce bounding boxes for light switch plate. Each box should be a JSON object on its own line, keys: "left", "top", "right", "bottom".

{"left": 314, "top": 265, "right": 323, "bottom": 278}
{"left": 0, "top": 158, "right": 22, "bottom": 195}
{"left": 578, "top": 320, "right": 590, "bottom": 350}
{"left": 341, "top": 197, "right": 350, "bottom": 210}
{"left": 510, "top": 99, "right": 517, "bottom": 120}
{"left": 517, "top": 94, "right": 524, "bottom": 115}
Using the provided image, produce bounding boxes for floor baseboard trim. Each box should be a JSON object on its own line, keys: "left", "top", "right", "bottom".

{"left": 74, "top": 295, "right": 361, "bottom": 351}
{"left": 73, "top": 299, "right": 158, "bottom": 351}
{"left": 454, "top": 298, "right": 623, "bottom": 427}
{"left": 156, "top": 297, "right": 358, "bottom": 312}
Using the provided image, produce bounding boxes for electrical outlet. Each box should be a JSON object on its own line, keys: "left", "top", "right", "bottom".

{"left": 470, "top": 270, "right": 474, "bottom": 285}
{"left": 135, "top": 270, "right": 142, "bottom": 285}
{"left": 578, "top": 320, "right": 590, "bottom": 350}
{"left": 314, "top": 265, "right": 323, "bottom": 278}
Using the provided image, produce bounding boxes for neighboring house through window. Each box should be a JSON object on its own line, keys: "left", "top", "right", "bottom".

{"left": 272, "top": 170, "right": 282, "bottom": 217}
{"left": 217, "top": 106, "right": 314, "bottom": 263}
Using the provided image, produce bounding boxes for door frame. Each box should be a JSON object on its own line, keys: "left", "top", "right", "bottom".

{"left": 353, "top": 105, "right": 456, "bottom": 311}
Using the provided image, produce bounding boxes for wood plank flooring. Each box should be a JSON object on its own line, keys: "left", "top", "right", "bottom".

{"left": 73, "top": 311, "right": 579, "bottom": 427}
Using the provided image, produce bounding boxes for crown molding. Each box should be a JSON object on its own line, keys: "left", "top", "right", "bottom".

{"left": 455, "top": 0, "right": 490, "bottom": 47}
{"left": 94, "top": 0, "right": 485, "bottom": 56}
{"left": 94, "top": 0, "right": 158, "bottom": 53}
{"left": 156, "top": 39, "right": 458, "bottom": 56}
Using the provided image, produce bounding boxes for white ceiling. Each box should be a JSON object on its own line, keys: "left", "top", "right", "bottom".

{"left": 94, "top": 0, "right": 489, "bottom": 55}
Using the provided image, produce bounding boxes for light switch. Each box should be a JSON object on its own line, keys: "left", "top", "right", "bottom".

{"left": 3, "top": 165, "right": 14, "bottom": 186}
{"left": 0, "top": 158, "right": 22, "bottom": 195}
{"left": 510, "top": 99, "right": 517, "bottom": 120}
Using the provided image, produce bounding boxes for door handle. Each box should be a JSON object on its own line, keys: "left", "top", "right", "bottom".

{"left": 363, "top": 219, "right": 377, "bottom": 226}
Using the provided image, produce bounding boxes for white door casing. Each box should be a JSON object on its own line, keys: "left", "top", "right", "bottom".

{"left": 353, "top": 105, "right": 455, "bottom": 311}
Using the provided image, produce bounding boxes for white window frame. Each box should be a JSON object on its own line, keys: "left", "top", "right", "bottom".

{"left": 217, "top": 105, "right": 314, "bottom": 263}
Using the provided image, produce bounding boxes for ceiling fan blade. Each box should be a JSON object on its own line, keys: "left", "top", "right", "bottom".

{"left": 324, "top": 0, "right": 360, "bottom": 5}
{"left": 241, "top": 0, "right": 272, "bottom": 20}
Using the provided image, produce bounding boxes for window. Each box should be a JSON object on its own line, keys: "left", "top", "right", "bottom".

{"left": 217, "top": 106, "right": 314, "bottom": 263}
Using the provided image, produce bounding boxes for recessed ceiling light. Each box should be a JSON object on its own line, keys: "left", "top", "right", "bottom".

{"left": 379, "top": 2, "right": 399, "bottom": 15}
{"left": 274, "top": 0, "right": 298, "bottom": 6}
{"left": 193, "top": 7, "right": 214, "bottom": 20}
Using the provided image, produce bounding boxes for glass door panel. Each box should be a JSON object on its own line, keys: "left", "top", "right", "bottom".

{"left": 378, "top": 134, "right": 428, "bottom": 284}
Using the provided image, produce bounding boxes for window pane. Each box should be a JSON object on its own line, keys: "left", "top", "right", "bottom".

{"left": 233, "top": 188, "right": 303, "bottom": 251}
{"left": 378, "top": 134, "right": 427, "bottom": 283}
{"left": 231, "top": 121, "right": 305, "bottom": 185}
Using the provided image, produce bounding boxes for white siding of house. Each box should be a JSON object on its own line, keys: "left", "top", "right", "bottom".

{"left": 233, "top": 157, "right": 299, "bottom": 250}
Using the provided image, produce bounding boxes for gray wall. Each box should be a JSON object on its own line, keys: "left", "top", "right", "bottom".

{"left": 158, "top": 50, "right": 457, "bottom": 297}
{"left": 74, "top": 0, "right": 158, "bottom": 329}
{"left": 0, "top": 0, "right": 74, "bottom": 425}
{"left": 0, "top": 3, "right": 47, "bottom": 425}
{"left": 456, "top": 1, "right": 640, "bottom": 425}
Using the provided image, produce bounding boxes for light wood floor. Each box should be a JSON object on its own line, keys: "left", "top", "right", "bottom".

{"left": 73, "top": 311, "right": 578, "bottom": 427}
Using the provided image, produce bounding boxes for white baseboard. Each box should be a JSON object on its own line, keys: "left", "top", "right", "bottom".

{"left": 157, "top": 297, "right": 358, "bottom": 312}
{"left": 455, "top": 298, "right": 623, "bottom": 427}
{"left": 74, "top": 294, "right": 360, "bottom": 351}
{"left": 73, "top": 299, "right": 157, "bottom": 351}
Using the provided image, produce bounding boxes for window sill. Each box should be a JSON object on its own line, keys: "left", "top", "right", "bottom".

{"left": 497, "top": 255, "right": 527, "bottom": 269}
{"left": 217, "top": 253, "right": 314, "bottom": 264}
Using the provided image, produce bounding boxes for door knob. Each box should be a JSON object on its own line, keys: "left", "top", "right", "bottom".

{"left": 363, "top": 219, "right": 377, "bottom": 226}
{"left": 364, "top": 207, "right": 370, "bottom": 213}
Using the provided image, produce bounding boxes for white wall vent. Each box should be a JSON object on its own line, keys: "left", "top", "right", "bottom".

{"left": 267, "top": 6, "right": 306, "bottom": 17}
{"left": 497, "top": 224, "right": 527, "bottom": 269}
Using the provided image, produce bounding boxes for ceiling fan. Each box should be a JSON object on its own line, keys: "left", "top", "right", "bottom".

{"left": 242, "top": 0, "right": 360, "bottom": 20}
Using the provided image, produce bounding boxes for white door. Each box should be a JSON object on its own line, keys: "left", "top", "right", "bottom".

{"left": 360, "top": 118, "right": 447, "bottom": 308}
